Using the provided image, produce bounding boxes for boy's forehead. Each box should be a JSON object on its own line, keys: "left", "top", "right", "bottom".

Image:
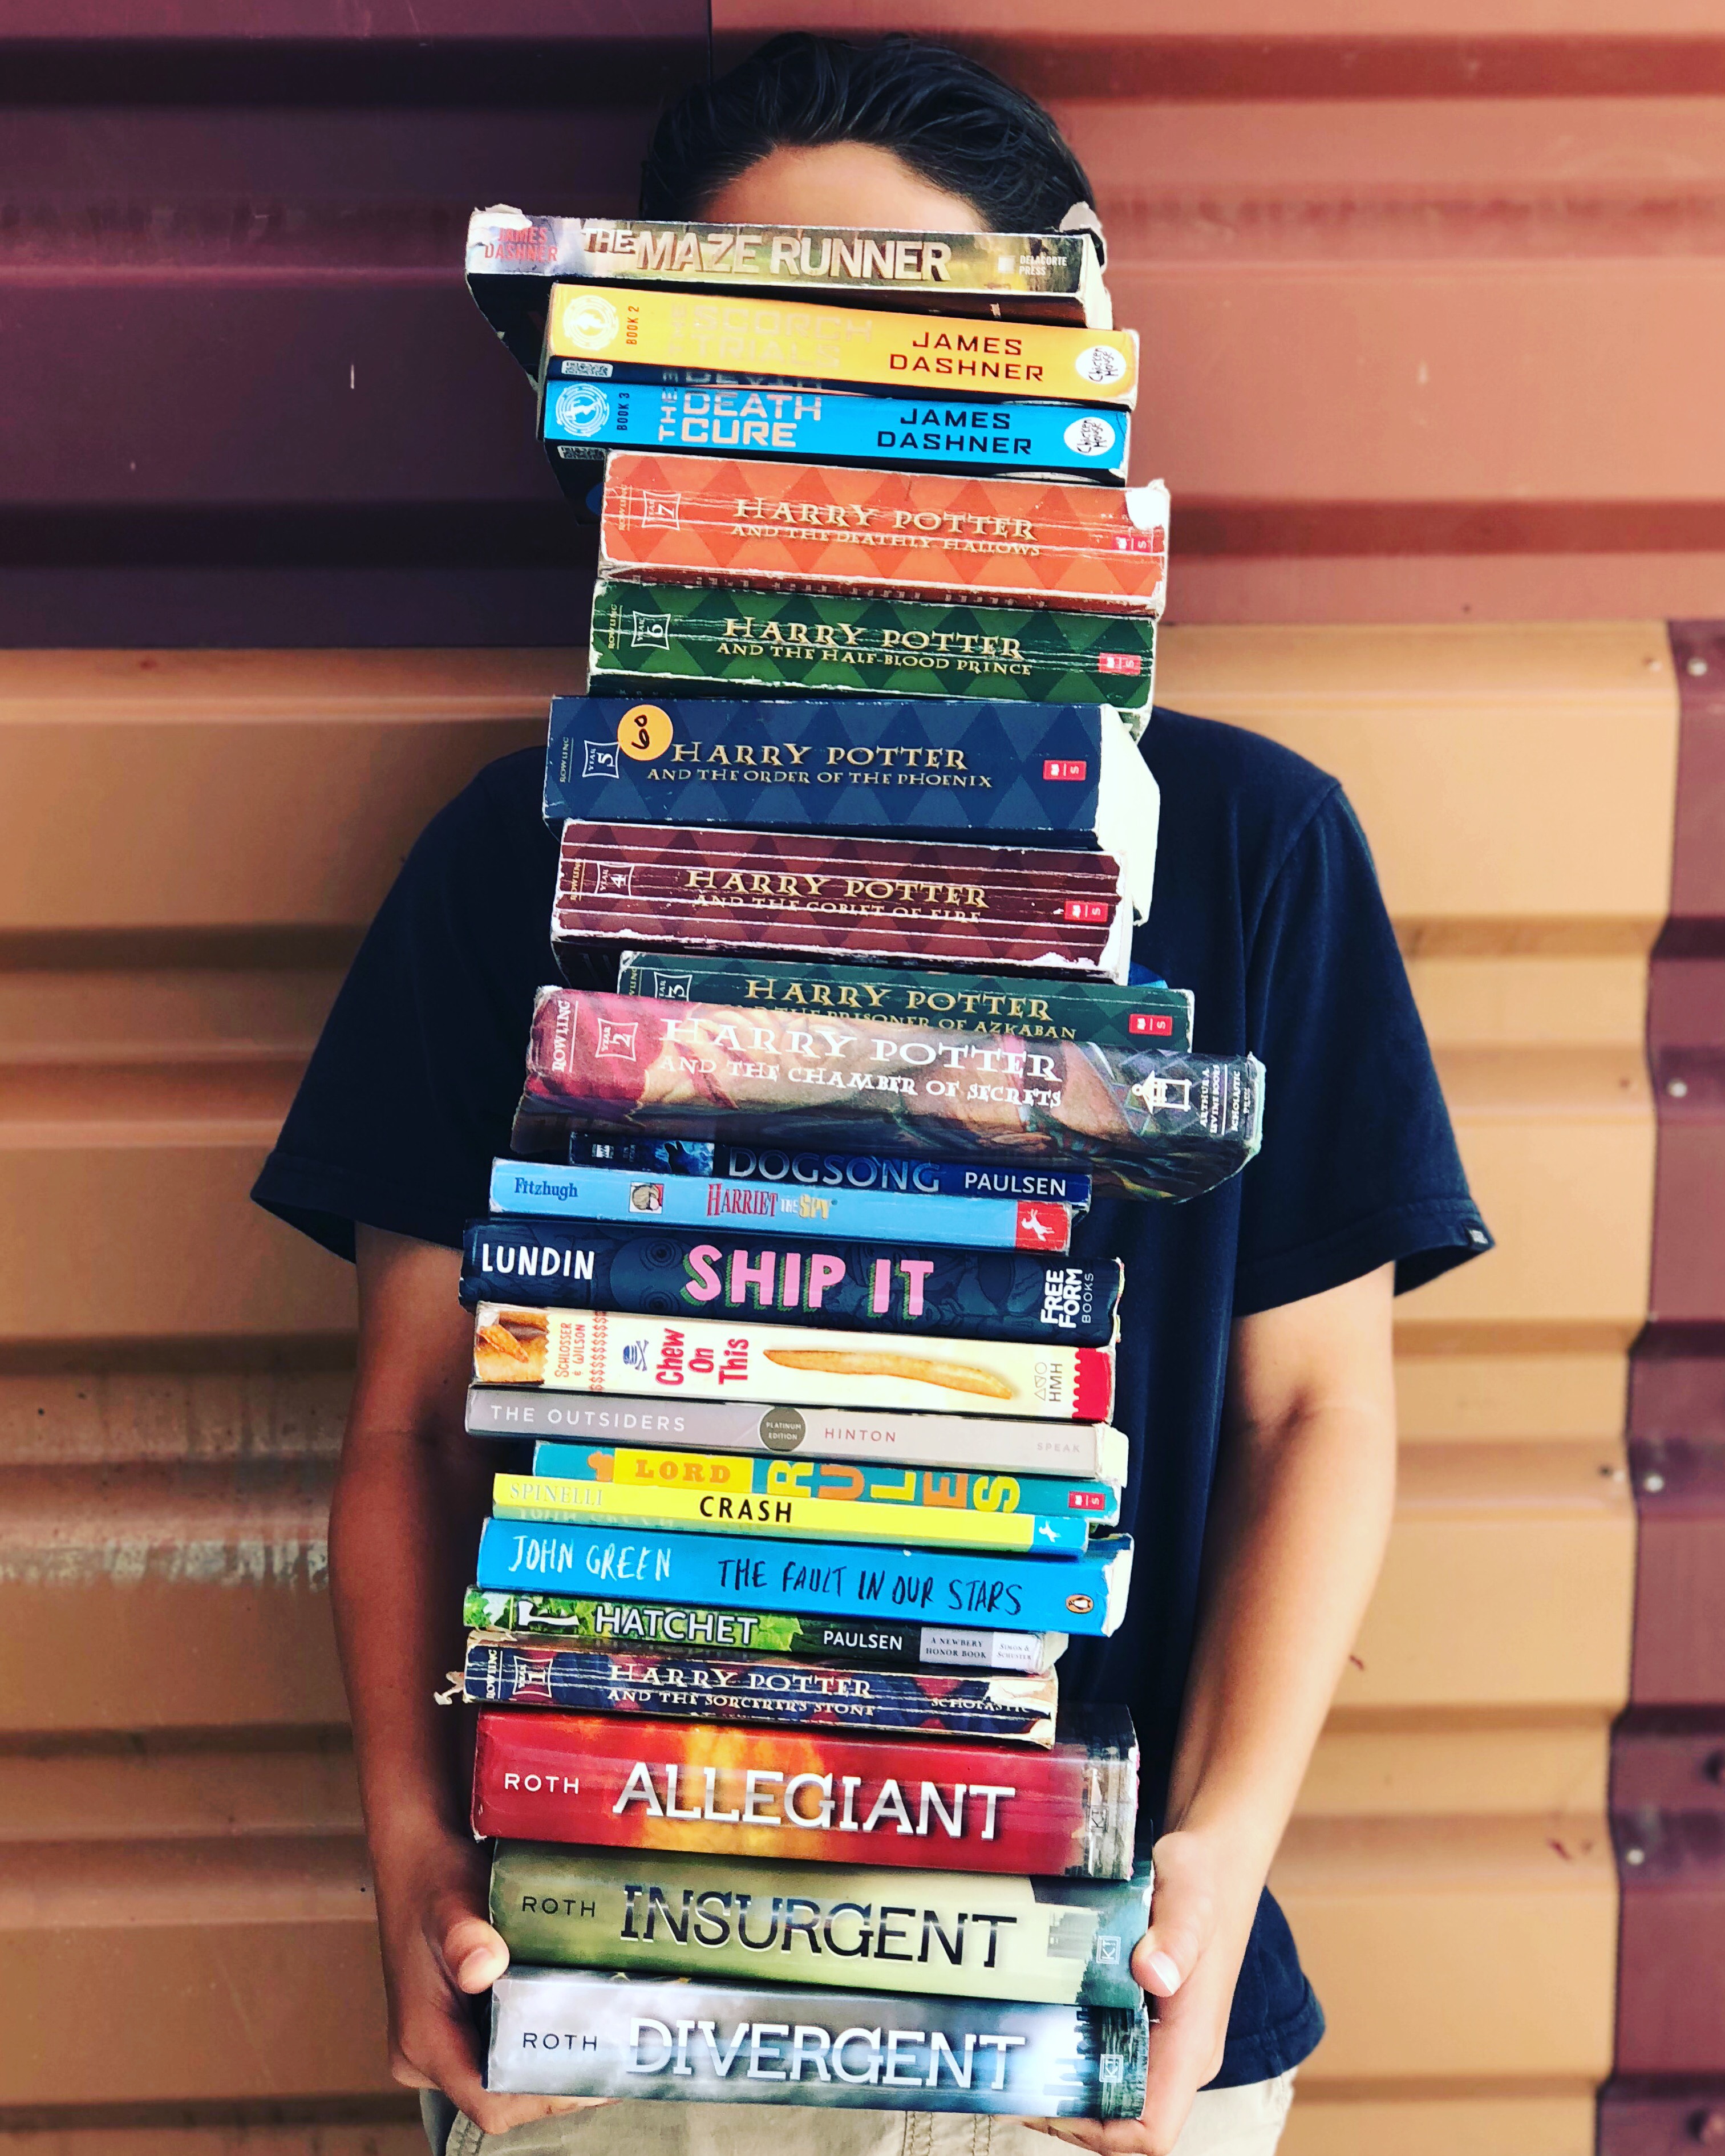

{"left": 702, "top": 141, "right": 989, "bottom": 234}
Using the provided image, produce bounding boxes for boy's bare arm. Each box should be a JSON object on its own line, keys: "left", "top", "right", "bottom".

{"left": 333, "top": 1226, "right": 589, "bottom": 2134}
{"left": 1039, "top": 1262, "right": 1398, "bottom": 2155}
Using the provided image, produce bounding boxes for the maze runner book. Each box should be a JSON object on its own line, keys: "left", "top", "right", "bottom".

{"left": 617, "top": 950, "right": 1193, "bottom": 1054}
{"left": 471, "top": 1307, "right": 1116, "bottom": 1425}
{"left": 461, "top": 1217, "right": 1121, "bottom": 1346}
{"left": 486, "top": 1965, "right": 1149, "bottom": 2114}
{"left": 544, "top": 385, "right": 1129, "bottom": 484}
{"left": 513, "top": 991, "right": 1266, "bottom": 1203}
{"left": 542, "top": 285, "right": 1139, "bottom": 407}
{"left": 473, "top": 1520, "right": 1135, "bottom": 1638}
{"left": 560, "top": 1136, "right": 1098, "bottom": 1208}
{"left": 467, "top": 213, "right": 1112, "bottom": 378}
{"left": 528, "top": 1445, "right": 1120, "bottom": 1527}
{"left": 490, "top": 1845, "right": 1152, "bottom": 2008}
{"left": 456, "top": 1637, "right": 1059, "bottom": 1746}
{"left": 488, "top": 1158, "right": 1074, "bottom": 1255}
{"left": 489, "top": 1468, "right": 1096, "bottom": 1555}
{"left": 542, "top": 697, "right": 1160, "bottom": 913}
{"left": 588, "top": 583, "right": 1155, "bottom": 710}
{"left": 460, "top": 1589, "right": 1065, "bottom": 1675}
{"left": 549, "top": 826, "right": 1134, "bottom": 981}
{"left": 464, "top": 1393, "right": 1129, "bottom": 1485}
{"left": 470, "top": 1703, "right": 1139, "bottom": 1877}
{"left": 600, "top": 455, "right": 1167, "bottom": 615}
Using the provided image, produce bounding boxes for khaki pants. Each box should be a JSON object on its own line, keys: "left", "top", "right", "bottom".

{"left": 426, "top": 2075, "right": 1295, "bottom": 2156}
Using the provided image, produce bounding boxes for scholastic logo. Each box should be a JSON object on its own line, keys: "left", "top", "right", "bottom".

{"left": 1128, "top": 1012, "right": 1175, "bottom": 1036}
{"left": 1097, "top": 653, "right": 1142, "bottom": 676}
{"left": 1042, "top": 759, "right": 1087, "bottom": 782}
{"left": 595, "top": 1020, "right": 639, "bottom": 1060}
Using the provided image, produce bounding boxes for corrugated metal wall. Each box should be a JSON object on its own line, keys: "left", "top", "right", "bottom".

{"left": 4, "top": 3, "right": 1713, "bottom": 2149}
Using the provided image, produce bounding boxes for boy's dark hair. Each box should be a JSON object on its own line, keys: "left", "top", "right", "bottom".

{"left": 640, "top": 32, "right": 1095, "bottom": 236}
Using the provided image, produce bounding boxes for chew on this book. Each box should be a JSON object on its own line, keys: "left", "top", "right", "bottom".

{"left": 489, "top": 1843, "right": 1153, "bottom": 2008}
{"left": 542, "top": 696, "right": 1160, "bottom": 915}
{"left": 546, "top": 826, "right": 1135, "bottom": 982}
{"left": 466, "top": 212, "right": 1112, "bottom": 378}
{"left": 512, "top": 990, "right": 1267, "bottom": 1203}
{"left": 541, "top": 284, "right": 1139, "bottom": 407}
{"left": 470, "top": 1307, "right": 1116, "bottom": 1425}
{"left": 470, "top": 1703, "right": 1139, "bottom": 1877}
{"left": 601, "top": 454, "right": 1168, "bottom": 616}
{"left": 474, "top": 1519, "right": 1135, "bottom": 1639}
{"left": 485, "top": 1966, "right": 1149, "bottom": 2116}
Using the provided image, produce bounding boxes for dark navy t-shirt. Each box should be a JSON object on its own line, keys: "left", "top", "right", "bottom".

{"left": 254, "top": 707, "right": 1489, "bottom": 2086}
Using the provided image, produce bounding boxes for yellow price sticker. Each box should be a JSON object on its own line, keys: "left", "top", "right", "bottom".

{"left": 617, "top": 703, "right": 674, "bottom": 761}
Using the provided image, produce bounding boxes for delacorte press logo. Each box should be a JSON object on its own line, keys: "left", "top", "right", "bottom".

{"left": 558, "top": 290, "right": 621, "bottom": 350}
{"left": 553, "top": 384, "right": 611, "bottom": 437}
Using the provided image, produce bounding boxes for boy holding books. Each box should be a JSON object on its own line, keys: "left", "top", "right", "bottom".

{"left": 253, "top": 33, "right": 1490, "bottom": 2156}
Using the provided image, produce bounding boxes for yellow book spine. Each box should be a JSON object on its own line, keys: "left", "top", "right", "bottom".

{"left": 545, "top": 283, "right": 1138, "bottom": 407}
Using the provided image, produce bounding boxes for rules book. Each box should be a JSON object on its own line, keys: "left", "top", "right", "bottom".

{"left": 469, "top": 1703, "right": 1139, "bottom": 1877}
{"left": 600, "top": 453, "right": 1167, "bottom": 615}
{"left": 486, "top": 1966, "right": 1149, "bottom": 2114}
{"left": 455, "top": 1637, "right": 1059, "bottom": 1746}
{"left": 491, "top": 1845, "right": 1152, "bottom": 2007}
{"left": 473, "top": 1521, "right": 1134, "bottom": 1638}
{"left": 462, "top": 1217, "right": 1121, "bottom": 1345}
{"left": 464, "top": 1392, "right": 1129, "bottom": 1485}
{"left": 560, "top": 1136, "right": 1098, "bottom": 1209}
{"left": 461, "top": 1588, "right": 1064, "bottom": 1675}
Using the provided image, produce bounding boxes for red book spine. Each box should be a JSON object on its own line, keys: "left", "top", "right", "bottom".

{"left": 471, "top": 1708, "right": 1137, "bottom": 1877}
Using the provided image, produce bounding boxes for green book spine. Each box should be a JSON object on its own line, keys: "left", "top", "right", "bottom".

{"left": 489, "top": 1843, "right": 1152, "bottom": 2008}
{"left": 588, "top": 580, "right": 1155, "bottom": 710}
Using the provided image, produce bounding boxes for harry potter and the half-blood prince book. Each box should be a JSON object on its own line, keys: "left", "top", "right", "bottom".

{"left": 486, "top": 1965, "right": 1148, "bottom": 2115}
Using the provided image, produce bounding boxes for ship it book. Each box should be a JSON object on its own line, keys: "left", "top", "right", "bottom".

{"left": 475, "top": 1519, "right": 1134, "bottom": 1637}
{"left": 601, "top": 454, "right": 1167, "bottom": 615}
{"left": 490, "top": 1844, "right": 1152, "bottom": 2008}
{"left": 470, "top": 1703, "right": 1139, "bottom": 1877}
{"left": 455, "top": 1637, "right": 1059, "bottom": 1746}
{"left": 486, "top": 1966, "right": 1148, "bottom": 2115}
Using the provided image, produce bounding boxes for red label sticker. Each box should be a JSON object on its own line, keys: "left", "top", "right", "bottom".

{"left": 1014, "top": 1203, "right": 1069, "bottom": 1253}
{"left": 1068, "top": 1490, "right": 1109, "bottom": 1511}
{"left": 1111, "top": 532, "right": 1163, "bottom": 555}
{"left": 1128, "top": 1012, "right": 1175, "bottom": 1036}
{"left": 1063, "top": 899, "right": 1109, "bottom": 923}
{"left": 1097, "top": 652, "right": 1143, "bottom": 675}
{"left": 1042, "top": 758, "right": 1088, "bottom": 782}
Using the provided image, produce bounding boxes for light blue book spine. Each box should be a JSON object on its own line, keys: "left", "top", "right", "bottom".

{"left": 541, "top": 381, "right": 1129, "bottom": 481}
{"left": 488, "top": 1158, "right": 1068, "bottom": 1254}
{"left": 529, "top": 1441, "right": 1122, "bottom": 1528}
{"left": 475, "top": 1518, "right": 1133, "bottom": 1638}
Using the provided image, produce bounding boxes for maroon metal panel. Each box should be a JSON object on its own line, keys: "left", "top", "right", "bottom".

{"left": 1604, "top": 625, "right": 1725, "bottom": 2150}
{"left": 0, "top": 6, "right": 708, "bottom": 645}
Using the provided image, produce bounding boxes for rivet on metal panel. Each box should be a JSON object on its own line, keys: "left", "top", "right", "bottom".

{"left": 1669, "top": 1079, "right": 1691, "bottom": 1098}
{"left": 1642, "top": 1474, "right": 1667, "bottom": 1493}
{"left": 1625, "top": 1847, "right": 1647, "bottom": 1865}
{"left": 1689, "top": 2108, "right": 1725, "bottom": 2145}
{"left": 1687, "top": 657, "right": 1711, "bottom": 676}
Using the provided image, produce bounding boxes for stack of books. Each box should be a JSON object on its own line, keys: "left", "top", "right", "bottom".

{"left": 451, "top": 209, "right": 1266, "bottom": 2118}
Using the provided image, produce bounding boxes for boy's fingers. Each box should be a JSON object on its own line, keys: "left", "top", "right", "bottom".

{"left": 438, "top": 1910, "right": 511, "bottom": 1993}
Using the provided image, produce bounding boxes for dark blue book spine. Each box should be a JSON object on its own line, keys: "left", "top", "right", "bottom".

{"left": 461, "top": 1218, "right": 1120, "bottom": 1346}
{"left": 561, "top": 1137, "right": 1094, "bottom": 1210}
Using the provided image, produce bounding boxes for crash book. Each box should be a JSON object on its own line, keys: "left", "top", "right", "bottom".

{"left": 542, "top": 695, "right": 1159, "bottom": 914}
{"left": 466, "top": 212, "right": 1112, "bottom": 379}
{"left": 463, "top": 1392, "right": 1129, "bottom": 1486}
{"left": 454, "top": 1635, "right": 1059, "bottom": 1746}
{"left": 470, "top": 1307, "right": 1115, "bottom": 1425}
{"left": 460, "top": 1588, "right": 1065, "bottom": 1675}
{"left": 485, "top": 1965, "right": 1148, "bottom": 2114}
{"left": 474, "top": 1519, "right": 1134, "bottom": 1638}
{"left": 616, "top": 951, "right": 1193, "bottom": 1055}
{"left": 461, "top": 1217, "right": 1121, "bottom": 1345}
{"left": 513, "top": 991, "right": 1266, "bottom": 1203}
{"left": 470, "top": 1702, "right": 1139, "bottom": 1877}
{"left": 487, "top": 1158, "right": 1076, "bottom": 1255}
{"left": 541, "top": 284, "right": 1138, "bottom": 408}
{"left": 560, "top": 1134, "right": 1098, "bottom": 1209}
{"left": 600, "top": 453, "right": 1167, "bottom": 615}
{"left": 489, "top": 1844, "right": 1151, "bottom": 2008}
{"left": 588, "top": 582, "right": 1155, "bottom": 711}
{"left": 546, "top": 826, "right": 1134, "bottom": 982}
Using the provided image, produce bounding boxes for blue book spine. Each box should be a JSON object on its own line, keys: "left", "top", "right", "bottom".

{"left": 475, "top": 1518, "right": 1133, "bottom": 1638}
{"left": 562, "top": 1135, "right": 1094, "bottom": 1209}
{"left": 487, "top": 1158, "right": 1071, "bottom": 1254}
{"left": 541, "top": 382, "right": 1129, "bottom": 481}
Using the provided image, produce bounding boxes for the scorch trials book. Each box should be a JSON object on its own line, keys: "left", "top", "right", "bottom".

{"left": 600, "top": 453, "right": 1167, "bottom": 616}
{"left": 588, "top": 582, "right": 1155, "bottom": 710}
{"left": 490, "top": 1844, "right": 1153, "bottom": 2008}
{"left": 460, "top": 1588, "right": 1064, "bottom": 1675}
{"left": 456, "top": 1637, "right": 1059, "bottom": 1746}
{"left": 486, "top": 1966, "right": 1149, "bottom": 2115}
{"left": 461, "top": 1217, "right": 1122, "bottom": 1345}
{"left": 469, "top": 1703, "right": 1139, "bottom": 1876}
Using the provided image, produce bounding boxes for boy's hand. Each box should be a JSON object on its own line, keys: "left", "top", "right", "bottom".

{"left": 376, "top": 1825, "right": 605, "bottom": 2135}
{"left": 1022, "top": 1826, "right": 1261, "bottom": 2156}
